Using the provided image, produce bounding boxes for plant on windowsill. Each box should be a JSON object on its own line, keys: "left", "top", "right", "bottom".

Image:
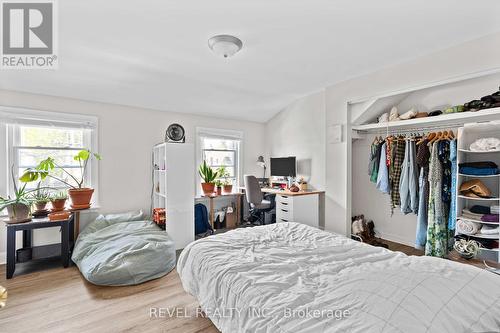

{"left": 198, "top": 160, "right": 219, "bottom": 196}
{"left": 20, "top": 149, "right": 102, "bottom": 210}
{"left": 215, "top": 180, "right": 223, "bottom": 196}
{"left": 31, "top": 183, "right": 52, "bottom": 217}
{"left": 0, "top": 167, "right": 37, "bottom": 224}
{"left": 217, "top": 166, "right": 233, "bottom": 194}
{"left": 50, "top": 191, "right": 68, "bottom": 212}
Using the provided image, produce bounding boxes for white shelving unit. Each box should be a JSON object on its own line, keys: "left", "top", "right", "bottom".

{"left": 456, "top": 122, "right": 500, "bottom": 263}
{"left": 153, "top": 143, "right": 195, "bottom": 250}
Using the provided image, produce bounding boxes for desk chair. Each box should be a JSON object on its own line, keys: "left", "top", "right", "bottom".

{"left": 244, "top": 175, "right": 275, "bottom": 225}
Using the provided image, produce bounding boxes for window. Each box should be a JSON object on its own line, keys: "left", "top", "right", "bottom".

{"left": 12, "top": 125, "right": 92, "bottom": 190}
{"left": 0, "top": 107, "right": 98, "bottom": 209}
{"left": 196, "top": 127, "right": 243, "bottom": 194}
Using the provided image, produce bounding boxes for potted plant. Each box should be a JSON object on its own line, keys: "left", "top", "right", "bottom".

{"left": 215, "top": 180, "right": 223, "bottom": 196}
{"left": 31, "top": 183, "right": 51, "bottom": 217}
{"left": 0, "top": 167, "right": 35, "bottom": 224}
{"left": 198, "top": 160, "right": 219, "bottom": 196}
{"left": 20, "top": 149, "right": 101, "bottom": 209}
{"left": 50, "top": 192, "right": 68, "bottom": 212}
{"left": 217, "top": 166, "right": 233, "bottom": 194}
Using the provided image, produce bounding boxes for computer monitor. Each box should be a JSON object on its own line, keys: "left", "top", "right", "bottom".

{"left": 270, "top": 157, "right": 296, "bottom": 177}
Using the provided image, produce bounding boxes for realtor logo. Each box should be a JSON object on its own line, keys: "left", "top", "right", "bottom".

{"left": 1, "top": 0, "right": 58, "bottom": 69}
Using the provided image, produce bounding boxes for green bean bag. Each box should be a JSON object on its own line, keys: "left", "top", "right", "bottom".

{"left": 72, "top": 211, "right": 176, "bottom": 286}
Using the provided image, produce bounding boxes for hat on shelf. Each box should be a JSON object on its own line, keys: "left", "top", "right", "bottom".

{"left": 378, "top": 112, "right": 389, "bottom": 123}
{"left": 444, "top": 105, "right": 465, "bottom": 114}
{"left": 428, "top": 110, "right": 443, "bottom": 117}
{"left": 399, "top": 107, "right": 418, "bottom": 120}
{"left": 415, "top": 112, "right": 428, "bottom": 118}
{"left": 389, "top": 106, "right": 400, "bottom": 122}
{"left": 459, "top": 179, "right": 492, "bottom": 198}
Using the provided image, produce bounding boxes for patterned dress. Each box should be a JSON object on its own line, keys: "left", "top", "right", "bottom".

{"left": 447, "top": 139, "right": 458, "bottom": 248}
{"left": 390, "top": 138, "right": 406, "bottom": 213}
{"left": 425, "top": 142, "right": 448, "bottom": 257}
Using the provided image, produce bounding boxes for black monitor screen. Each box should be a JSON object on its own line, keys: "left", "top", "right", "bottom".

{"left": 270, "top": 157, "right": 296, "bottom": 177}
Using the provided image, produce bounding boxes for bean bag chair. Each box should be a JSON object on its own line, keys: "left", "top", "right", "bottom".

{"left": 72, "top": 210, "right": 176, "bottom": 286}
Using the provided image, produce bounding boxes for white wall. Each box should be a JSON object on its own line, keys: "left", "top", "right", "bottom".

{"left": 265, "top": 91, "right": 326, "bottom": 190}
{"left": 0, "top": 90, "right": 266, "bottom": 263}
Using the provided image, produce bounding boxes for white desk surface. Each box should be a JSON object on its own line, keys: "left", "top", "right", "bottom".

{"left": 238, "top": 187, "right": 324, "bottom": 197}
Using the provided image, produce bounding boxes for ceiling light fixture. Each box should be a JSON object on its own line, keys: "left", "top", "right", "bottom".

{"left": 208, "top": 35, "right": 243, "bottom": 58}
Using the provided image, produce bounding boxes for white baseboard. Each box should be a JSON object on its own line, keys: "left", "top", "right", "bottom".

{"left": 0, "top": 251, "right": 5, "bottom": 265}
{"left": 375, "top": 231, "right": 415, "bottom": 248}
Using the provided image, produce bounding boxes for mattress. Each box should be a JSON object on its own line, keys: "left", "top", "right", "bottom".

{"left": 178, "top": 222, "right": 500, "bottom": 333}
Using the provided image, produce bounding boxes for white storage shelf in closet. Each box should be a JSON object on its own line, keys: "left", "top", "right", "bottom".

{"left": 456, "top": 123, "right": 500, "bottom": 263}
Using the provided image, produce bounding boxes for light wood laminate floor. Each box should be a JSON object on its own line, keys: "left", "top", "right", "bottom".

{"left": 1, "top": 239, "right": 497, "bottom": 333}
{"left": 0, "top": 264, "right": 219, "bottom": 333}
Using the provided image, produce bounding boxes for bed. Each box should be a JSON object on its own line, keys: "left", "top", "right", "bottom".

{"left": 178, "top": 222, "right": 500, "bottom": 333}
{"left": 72, "top": 211, "right": 176, "bottom": 286}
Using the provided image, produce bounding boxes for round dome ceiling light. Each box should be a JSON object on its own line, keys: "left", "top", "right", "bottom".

{"left": 208, "top": 35, "right": 243, "bottom": 58}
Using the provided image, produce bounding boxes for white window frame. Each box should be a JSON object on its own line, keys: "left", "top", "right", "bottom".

{"left": 0, "top": 107, "right": 99, "bottom": 211}
{"left": 196, "top": 127, "right": 243, "bottom": 195}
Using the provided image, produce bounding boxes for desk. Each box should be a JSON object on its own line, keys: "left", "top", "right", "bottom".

{"left": 195, "top": 193, "right": 243, "bottom": 229}
{"left": 239, "top": 187, "right": 325, "bottom": 227}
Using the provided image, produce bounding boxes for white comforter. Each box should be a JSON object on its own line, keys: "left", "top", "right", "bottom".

{"left": 178, "top": 222, "right": 500, "bottom": 333}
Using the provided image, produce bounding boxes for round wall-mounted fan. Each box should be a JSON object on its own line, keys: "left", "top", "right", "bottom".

{"left": 165, "top": 123, "right": 185, "bottom": 143}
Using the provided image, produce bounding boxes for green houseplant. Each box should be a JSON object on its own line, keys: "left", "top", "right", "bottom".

{"left": 50, "top": 191, "right": 68, "bottom": 212}
{"left": 31, "top": 183, "right": 52, "bottom": 216}
{"left": 0, "top": 167, "right": 36, "bottom": 223}
{"left": 215, "top": 180, "right": 223, "bottom": 196}
{"left": 20, "top": 149, "right": 101, "bottom": 209}
{"left": 217, "top": 166, "right": 233, "bottom": 194}
{"left": 198, "top": 160, "right": 219, "bottom": 196}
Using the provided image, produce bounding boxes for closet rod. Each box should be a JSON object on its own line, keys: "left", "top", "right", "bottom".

{"left": 357, "top": 122, "right": 464, "bottom": 135}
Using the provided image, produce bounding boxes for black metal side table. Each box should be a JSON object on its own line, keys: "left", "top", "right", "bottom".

{"left": 5, "top": 215, "right": 75, "bottom": 279}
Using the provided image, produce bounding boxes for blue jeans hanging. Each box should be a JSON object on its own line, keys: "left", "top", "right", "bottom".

{"left": 415, "top": 166, "right": 429, "bottom": 249}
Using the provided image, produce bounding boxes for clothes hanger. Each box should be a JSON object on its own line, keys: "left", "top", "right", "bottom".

{"left": 449, "top": 130, "right": 455, "bottom": 139}
{"left": 428, "top": 131, "right": 441, "bottom": 146}
{"left": 416, "top": 131, "right": 429, "bottom": 145}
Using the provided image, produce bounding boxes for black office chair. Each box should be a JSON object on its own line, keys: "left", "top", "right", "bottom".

{"left": 244, "top": 175, "right": 275, "bottom": 225}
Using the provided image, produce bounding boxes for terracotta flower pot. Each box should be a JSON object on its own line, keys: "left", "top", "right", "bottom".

{"left": 223, "top": 185, "right": 233, "bottom": 194}
{"left": 69, "top": 188, "right": 94, "bottom": 209}
{"left": 51, "top": 199, "right": 67, "bottom": 212}
{"left": 6, "top": 203, "right": 31, "bottom": 223}
{"left": 201, "top": 183, "right": 215, "bottom": 196}
{"left": 216, "top": 186, "right": 222, "bottom": 196}
{"left": 34, "top": 202, "right": 48, "bottom": 212}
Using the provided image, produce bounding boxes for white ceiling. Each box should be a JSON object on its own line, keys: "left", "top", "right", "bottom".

{"left": 2, "top": 0, "right": 500, "bottom": 122}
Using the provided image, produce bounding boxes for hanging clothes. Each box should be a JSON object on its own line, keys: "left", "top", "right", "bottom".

{"left": 368, "top": 141, "right": 378, "bottom": 178}
{"left": 399, "top": 138, "right": 419, "bottom": 214}
{"left": 439, "top": 140, "right": 452, "bottom": 204}
{"left": 369, "top": 140, "right": 384, "bottom": 183}
{"left": 415, "top": 139, "right": 430, "bottom": 249}
{"left": 385, "top": 137, "right": 392, "bottom": 167}
{"left": 389, "top": 138, "right": 405, "bottom": 213}
{"left": 447, "top": 139, "right": 458, "bottom": 245}
{"left": 425, "top": 142, "right": 448, "bottom": 258}
{"left": 376, "top": 142, "right": 390, "bottom": 194}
